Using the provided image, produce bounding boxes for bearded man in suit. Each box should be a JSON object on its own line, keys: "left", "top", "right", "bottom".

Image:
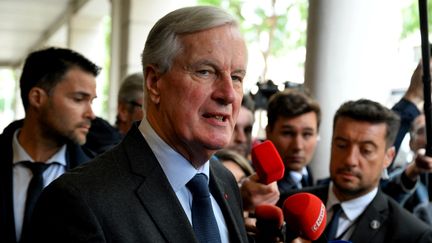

{"left": 281, "top": 99, "right": 432, "bottom": 242}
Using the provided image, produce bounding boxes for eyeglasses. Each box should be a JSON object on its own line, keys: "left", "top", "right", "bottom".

{"left": 128, "top": 101, "right": 143, "bottom": 108}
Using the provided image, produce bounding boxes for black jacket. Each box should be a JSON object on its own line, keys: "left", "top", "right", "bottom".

{"left": 0, "top": 119, "right": 93, "bottom": 243}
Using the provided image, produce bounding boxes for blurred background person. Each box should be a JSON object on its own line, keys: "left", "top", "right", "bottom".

{"left": 115, "top": 72, "right": 145, "bottom": 135}
{"left": 226, "top": 94, "right": 255, "bottom": 161}
{"left": 216, "top": 149, "right": 254, "bottom": 185}
{"left": 84, "top": 72, "right": 144, "bottom": 155}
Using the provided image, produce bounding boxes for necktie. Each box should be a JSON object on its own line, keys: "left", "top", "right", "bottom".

{"left": 20, "top": 161, "right": 50, "bottom": 243}
{"left": 186, "top": 173, "right": 221, "bottom": 243}
{"left": 325, "top": 204, "right": 343, "bottom": 240}
{"left": 300, "top": 175, "right": 309, "bottom": 188}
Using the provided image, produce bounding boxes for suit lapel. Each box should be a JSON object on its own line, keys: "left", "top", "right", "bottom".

{"left": 349, "top": 190, "right": 387, "bottom": 242}
{"left": 209, "top": 158, "right": 247, "bottom": 243}
{"left": 124, "top": 126, "right": 197, "bottom": 243}
{"left": 0, "top": 151, "right": 17, "bottom": 243}
{"left": 0, "top": 121, "right": 22, "bottom": 243}
{"left": 305, "top": 166, "right": 314, "bottom": 186}
{"left": 136, "top": 168, "right": 197, "bottom": 242}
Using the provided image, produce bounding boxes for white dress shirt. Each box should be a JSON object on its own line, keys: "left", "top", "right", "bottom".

{"left": 139, "top": 118, "right": 229, "bottom": 243}
{"left": 12, "top": 129, "right": 67, "bottom": 241}
{"left": 289, "top": 167, "right": 309, "bottom": 189}
{"left": 326, "top": 182, "right": 377, "bottom": 240}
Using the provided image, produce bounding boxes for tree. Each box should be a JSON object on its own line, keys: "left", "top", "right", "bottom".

{"left": 401, "top": 0, "right": 432, "bottom": 39}
{"left": 198, "top": 0, "right": 308, "bottom": 81}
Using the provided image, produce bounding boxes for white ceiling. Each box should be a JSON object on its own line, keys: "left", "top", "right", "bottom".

{"left": 0, "top": 0, "right": 92, "bottom": 68}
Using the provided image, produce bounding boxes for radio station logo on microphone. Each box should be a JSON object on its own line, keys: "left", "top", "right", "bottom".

{"left": 311, "top": 203, "right": 325, "bottom": 232}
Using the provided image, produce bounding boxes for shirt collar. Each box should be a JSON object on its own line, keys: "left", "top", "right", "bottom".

{"left": 138, "top": 118, "right": 210, "bottom": 192}
{"left": 12, "top": 129, "right": 67, "bottom": 166}
{"left": 327, "top": 182, "right": 377, "bottom": 221}
{"left": 289, "top": 167, "right": 308, "bottom": 183}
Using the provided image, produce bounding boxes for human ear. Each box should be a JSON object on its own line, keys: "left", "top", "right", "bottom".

{"left": 145, "top": 65, "right": 161, "bottom": 105}
{"left": 28, "top": 87, "right": 47, "bottom": 108}
{"left": 383, "top": 146, "right": 396, "bottom": 169}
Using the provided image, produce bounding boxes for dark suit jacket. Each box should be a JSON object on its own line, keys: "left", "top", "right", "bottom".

{"left": 281, "top": 184, "right": 432, "bottom": 243}
{"left": 0, "top": 119, "right": 93, "bottom": 243}
{"left": 84, "top": 116, "right": 123, "bottom": 155}
{"left": 414, "top": 202, "right": 432, "bottom": 225}
{"left": 277, "top": 166, "right": 314, "bottom": 195}
{"left": 30, "top": 124, "right": 249, "bottom": 243}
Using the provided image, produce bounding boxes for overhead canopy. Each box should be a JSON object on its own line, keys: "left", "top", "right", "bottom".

{"left": 0, "top": 0, "right": 93, "bottom": 68}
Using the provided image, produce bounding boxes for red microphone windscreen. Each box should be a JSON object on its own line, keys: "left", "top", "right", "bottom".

{"left": 251, "top": 140, "right": 284, "bottom": 184}
{"left": 255, "top": 204, "right": 284, "bottom": 228}
{"left": 283, "top": 192, "right": 327, "bottom": 240}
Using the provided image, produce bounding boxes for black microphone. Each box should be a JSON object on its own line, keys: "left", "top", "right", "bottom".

{"left": 254, "top": 204, "right": 285, "bottom": 243}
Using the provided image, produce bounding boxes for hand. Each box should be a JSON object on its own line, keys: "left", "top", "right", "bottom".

{"left": 290, "top": 237, "right": 312, "bottom": 243}
{"left": 405, "top": 148, "right": 432, "bottom": 180}
{"left": 240, "top": 174, "right": 280, "bottom": 211}
{"left": 403, "top": 59, "right": 432, "bottom": 110}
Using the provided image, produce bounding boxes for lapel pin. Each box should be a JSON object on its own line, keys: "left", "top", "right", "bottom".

{"left": 370, "top": 219, "right": 381, "bottom": 230}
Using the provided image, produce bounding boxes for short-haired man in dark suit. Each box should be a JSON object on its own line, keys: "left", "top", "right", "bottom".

{"left": 0, "top": 47, "right": 100, "bottom": 243}
{"left": 266, "top": 89, "right": 321, "bottom": 194}
{"left": 282, "top": 99, "right": 432, "bottom": 242}
{"left": 31, "top": 6, "right": 250, "bottom": 243}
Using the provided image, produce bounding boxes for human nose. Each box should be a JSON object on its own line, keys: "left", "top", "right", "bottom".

{"left": 344, "top": 147, "right": 359, "bottom": 167}
{"left": 85, "top": 103, "right": 96, "bottom": 120}
{"left": 292, "top": 134, "right": 304, "bottom": 150}
{"left": 213, "top": 73, "right": 238, "bottom": 105}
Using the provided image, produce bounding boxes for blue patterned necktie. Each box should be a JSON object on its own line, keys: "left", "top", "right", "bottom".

{"left": 187, "top": 173, "right": 221, "bottom": 243}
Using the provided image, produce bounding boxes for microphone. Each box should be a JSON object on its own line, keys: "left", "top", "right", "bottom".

{"left": 254, "top": 204, "right": 285, "bottom": 243}
{"left": 251, "top": 140, "right": 285, "bottom": 185}
{"left": 283, "top": 192, "right": 327, "bottom": 241}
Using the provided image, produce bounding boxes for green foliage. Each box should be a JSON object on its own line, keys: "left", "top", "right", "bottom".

{"left": 198, "top": 0, "right": 222, "bottom": 6}
{"left": 0, "top": 99, "right": 4, "bottom": 111}
{"left": 102, "top": 15, "right": 111, "bottom": 116}
{"left": 198, "top": 0, "right": 307, "bottom": 54}
{"left": 401, "top": 0, "right": 432, "bottom": 39}
{"left": 197, "top": 0, "right": 308, "bottom": 79}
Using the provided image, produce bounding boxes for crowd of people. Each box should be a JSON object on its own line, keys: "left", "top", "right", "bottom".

{"left": 2, "top": 5, "right": 432, "bottom": 243}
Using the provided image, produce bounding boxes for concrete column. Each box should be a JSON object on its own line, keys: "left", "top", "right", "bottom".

{"left": 304, "top": 0, "right": 402, "bottom": 180}
{"left": 68, "top": 0, "right": 110, "bottom": 116}
{"left": 108, "top": 0, "right": 194, "bottom": 122}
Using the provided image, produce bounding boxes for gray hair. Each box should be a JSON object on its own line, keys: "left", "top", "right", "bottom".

{"left": 117, "top": 72, "right": 144, "bottom": 104}
{"left": 141, "top": 5, "right": 238, "bottom": 76}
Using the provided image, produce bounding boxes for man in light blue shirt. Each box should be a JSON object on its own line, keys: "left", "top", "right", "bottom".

{"left": 31, "top": 6, "right": 250, "bottom": 243}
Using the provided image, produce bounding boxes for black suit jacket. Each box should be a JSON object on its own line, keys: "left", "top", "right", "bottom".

{"left": 0, "top": 119, "right": 93, "bottom": 243}
{"left": 277, "top": 166, "right": 314, "bottom": 195}
{"left": 30, "top": 124, "right": 249, "bottom": 243}
{"left": 282, "top": 185, "right": 432, "bottom": 243}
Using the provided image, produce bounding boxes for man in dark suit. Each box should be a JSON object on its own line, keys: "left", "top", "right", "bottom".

{"left": 265, "top": 89, "right": 321, "bottom": 195}
{"left": 31, "top": 6, "right": 249, "bottom": 243}
{"left": 0, "top": 47, "right": 100, "bottom": 243}
{"left": 283, "top": 99, "right": 432, "bottom": 242}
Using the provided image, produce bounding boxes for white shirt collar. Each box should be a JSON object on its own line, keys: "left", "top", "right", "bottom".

{"left": 289, "top": 167, "right": 308, "bottom": 183}
{"left": 138, "top": 118, "right": 210, "bottom": 192}
{"left": 12, "top": 129, "right": 67, "bottom": 166}
{"left": 327, "top": 182, "right": 378, "bottom": 221}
